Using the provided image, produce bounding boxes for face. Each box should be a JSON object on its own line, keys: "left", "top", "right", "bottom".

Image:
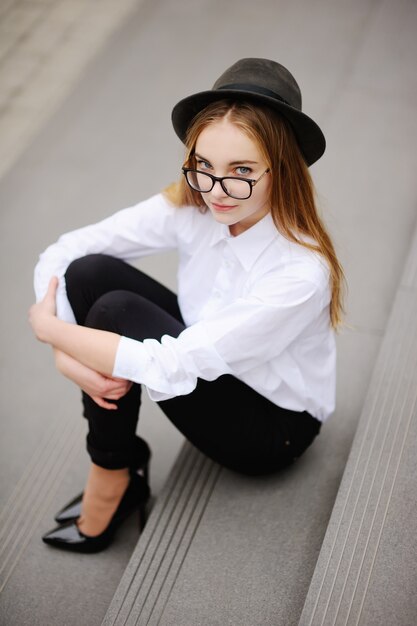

{"left": 193, "top": 118, "right": 271, "bottom": 236}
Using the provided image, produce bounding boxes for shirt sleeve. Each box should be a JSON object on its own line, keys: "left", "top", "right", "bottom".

{"left": 33, "top": 193, "right": 178, "bottom": 323}
{"left": 113, "top": 270, "right": 329, "bottom": 401}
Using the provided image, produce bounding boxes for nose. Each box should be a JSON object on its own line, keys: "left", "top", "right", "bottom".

{"left": 210, "top": 179, "right": 228, "bottom": 200}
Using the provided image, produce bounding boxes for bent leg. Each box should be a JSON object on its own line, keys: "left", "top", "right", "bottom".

{"left": 65, "top": 253, "right": 183, "bottom": 325}
{"left": 79, "top": 289, "right": 185, "bottom": 469}
{"left": 64, "top": 254, "right": 184, "bottom": 469}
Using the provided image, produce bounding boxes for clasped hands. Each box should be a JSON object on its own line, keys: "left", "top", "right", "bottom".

{"left": 29, "top": 277, "right": 132, "bottom": 410}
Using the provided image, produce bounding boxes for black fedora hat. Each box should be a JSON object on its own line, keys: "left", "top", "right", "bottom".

{"left": 171, "top": 58, "right": 325, "bottom": 166}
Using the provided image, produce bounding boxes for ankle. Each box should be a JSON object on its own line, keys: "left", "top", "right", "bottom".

{"left": 84, "top": 464, "right": 129, "bottom": 499}
{"left": 78, "top": 465, "right": 130, "bottom": 536}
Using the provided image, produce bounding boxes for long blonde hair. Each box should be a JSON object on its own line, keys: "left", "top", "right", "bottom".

{"left": 164, "top": 100, "right": 345, "bottom": 329}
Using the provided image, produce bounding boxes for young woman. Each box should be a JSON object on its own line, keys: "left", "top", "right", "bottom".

{"left": 29, "top": 58, "right": 344, "bottom": 553}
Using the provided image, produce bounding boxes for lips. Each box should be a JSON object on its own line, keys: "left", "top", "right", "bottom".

{"left": 212, "top": 202, "right": 237, "bottom": 212}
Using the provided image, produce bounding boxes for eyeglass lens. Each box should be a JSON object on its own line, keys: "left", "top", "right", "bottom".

{"left": 186, "top": 171, "right": 251, "bottom": 199}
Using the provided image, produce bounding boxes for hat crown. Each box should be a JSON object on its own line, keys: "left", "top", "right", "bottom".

{"left": 212, "top": 58, "right": 302, "bottom": 111}
{"left": 171, "top": 57, "right": 325, "bottom": 165}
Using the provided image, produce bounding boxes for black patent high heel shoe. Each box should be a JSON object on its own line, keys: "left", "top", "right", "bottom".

{"left": 42, "top": 473, "right": 150, "bottom": 553}
{"left": 54, "top": 444, "right": 151, "bottom": 524}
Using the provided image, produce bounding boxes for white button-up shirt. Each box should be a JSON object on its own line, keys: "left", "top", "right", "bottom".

{"left": 34, "top": 193, "right": 336, "bottom": 421}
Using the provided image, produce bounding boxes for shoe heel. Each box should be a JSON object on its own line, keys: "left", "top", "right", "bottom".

{"left": 139, "top": 501, "right": 147, "bottom": 532}
{"left": 136, "top": 460, "right": 149, "bottom": 484}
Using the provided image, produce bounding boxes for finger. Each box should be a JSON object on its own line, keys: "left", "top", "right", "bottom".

{"left": 92, "top": 395, "right": 118, "bottom": 410}
{"left": 101, "top": 391, "right": 122, "bottom": 400}
{"left": 104, "top": 385, "right": 133, "bottom": 400}
{"left": 102, "top": 381, "right": 133, "bottom": 397}
{"left": 107, "top": 376, "right": 133, "bottom": 389}
{"left": 117, "top": 381, "right": 133, "bottom": 393}
{"left": 46, "top": 276, "right": 59, "bottom": 299}
{"left": 100, "top": 383, "right": 123, "bottom": 397}
{"left": 104, "top": 388, "right": 129, "bottom": 400}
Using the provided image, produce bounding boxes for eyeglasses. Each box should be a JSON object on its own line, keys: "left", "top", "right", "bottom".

{"left": 182, "top": 167, "right": 270, "bottom": 200}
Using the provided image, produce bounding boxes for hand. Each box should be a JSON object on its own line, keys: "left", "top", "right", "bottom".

{"left": 55, "top": 349, "right": 133, "bottom": 410}
{"left": 29, "top": 276, "right": 58, "bottom": 342}
{"left": 88, "top": 373, "right": 134, "bottom": 411}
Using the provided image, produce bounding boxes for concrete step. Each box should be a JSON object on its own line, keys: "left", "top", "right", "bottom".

{"left": 101, "top": 439, "right": 338, "bottom": 626}
{"left": 299, "top": 224, "right": 417, "bottom": 626}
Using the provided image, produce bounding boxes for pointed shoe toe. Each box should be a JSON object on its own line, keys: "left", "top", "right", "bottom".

{"left": 54, "top": 493, "right": 83, "bottom": 524}
{"left": 42, "top": 521, "right": 113, "bottom": 553}
{"left": 44, "top": 473, "right": 151, "bottom": 553}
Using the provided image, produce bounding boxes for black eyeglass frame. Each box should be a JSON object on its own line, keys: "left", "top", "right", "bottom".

{"left": 182, "top": 167, "right": 270, "bottom": 200}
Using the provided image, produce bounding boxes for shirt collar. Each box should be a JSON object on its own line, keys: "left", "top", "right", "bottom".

{"left": 209, "top": 212, "right": 279, "bottom": 272}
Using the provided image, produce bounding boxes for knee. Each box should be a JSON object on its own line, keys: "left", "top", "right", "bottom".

{"left": 65, "top": 254, "right": 114, "bottom": 292}
{"left": 85, "top": 290, "right": 142, "bottom": 332}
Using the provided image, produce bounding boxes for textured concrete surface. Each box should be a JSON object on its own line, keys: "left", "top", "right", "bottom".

{"left": 103, "top": 441, "right": 339, "bottom": 626}
{"left": 0, "top": 0, "right": 141, "bottom": 180}
{"left": 0, "top": 0, "right": 416, "bottom": 624}
{"left": 300, "top": 226, "right": 417, "bottom": 625}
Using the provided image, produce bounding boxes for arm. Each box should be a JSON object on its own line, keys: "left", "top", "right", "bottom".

{"left": 34, "top": 193, "right": 178, "bottom": 323}
{"left": 30, "top": 268, "right": 328, "bottom": 404}
{"left": 30, "top": 278, "right": 120, "bottom": 376}
{"left": 47, "top": 318, "right": 119, "bottom": 376}
{"left": 112, "top": 270, "right": 329, "bottom": 401}
{"left": 54, "top": 349, "right": 132, "bottom": 410}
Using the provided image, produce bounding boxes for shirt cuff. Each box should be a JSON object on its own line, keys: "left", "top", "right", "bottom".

{"left": 113, "top": 336, "right": 152, "bottom": 384}
{"left": 113, "top": 335, "right": 193, "bottom": 402}
{"left": 112, "top": 327, "right": 231, "bottom": 402}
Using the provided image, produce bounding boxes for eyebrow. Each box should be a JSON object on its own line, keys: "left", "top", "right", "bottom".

{"left": 194, "top": 152, "right": 259, "bottom": 166}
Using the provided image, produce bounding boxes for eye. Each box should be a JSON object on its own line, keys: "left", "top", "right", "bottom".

{"left": 235, "top": 166, "right": 252, "bottom": 176}
{"left": 196, "top": 159, "right": 212, "bottom": 170}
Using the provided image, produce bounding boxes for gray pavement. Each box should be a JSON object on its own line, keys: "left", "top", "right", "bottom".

{"left": 0, "top": 0, "right": 140, "bottom": 180}
{"left": 1, "top": 0, "right": 417, "bottom": 624}
{"left": 300, "top": 231, "right": 417, "bottom": 625}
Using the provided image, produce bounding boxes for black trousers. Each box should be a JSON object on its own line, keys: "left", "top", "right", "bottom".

{"left": 65, "top": 254, "right": 321, "bottom": 476}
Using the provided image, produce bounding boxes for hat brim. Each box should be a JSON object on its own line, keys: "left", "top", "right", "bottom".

{"left": 171, "top": 89, "right": 325, "bottom": 166}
